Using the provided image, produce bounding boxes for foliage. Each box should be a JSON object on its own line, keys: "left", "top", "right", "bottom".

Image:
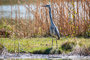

{"left": 61, "top": 41, "right": 76, "bottom": 51}
{"left": 0, "top": 0, "right": 89, "bottom": 38}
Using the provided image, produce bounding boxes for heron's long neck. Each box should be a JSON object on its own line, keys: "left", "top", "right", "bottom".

{"left": 49, "top": 7, "right": 54, "bottom": 25}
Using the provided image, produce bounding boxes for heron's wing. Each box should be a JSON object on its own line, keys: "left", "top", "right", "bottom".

{"left": 50, "top": 25, "right": 60, "bottom": 39}
{"left": 55, "top": 26, "right": 60, "bottom": 39}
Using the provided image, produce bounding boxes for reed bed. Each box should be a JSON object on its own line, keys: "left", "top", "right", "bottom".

{"left": 0, "top": 0, "right": 89, "bottom": 38}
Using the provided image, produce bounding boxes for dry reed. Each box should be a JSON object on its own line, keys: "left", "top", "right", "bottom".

{"left": 0, "top": 0, "right": 89, "bottom": 38}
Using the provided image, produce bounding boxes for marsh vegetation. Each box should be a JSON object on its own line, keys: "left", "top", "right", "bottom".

{"left": 0, "top": 0, "right": 89, "bottom": 38}
{"left": 0, "top": 37, "right": 90, "bottom": 55}
{"left": 0, "top": 0, "right": 90, "bottom": 59}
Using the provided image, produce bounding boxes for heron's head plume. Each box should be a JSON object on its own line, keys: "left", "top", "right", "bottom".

{"left": 42, "top": 5, "right": 50, "bottom": 8}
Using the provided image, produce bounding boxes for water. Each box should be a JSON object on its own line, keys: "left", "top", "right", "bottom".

{"left": 0, "top": 53, "right": 90, "bottom": 60}
{"left": 0, "top": 0, "right": 37, "bottom": 19}
{"left": 0, "top": 4, "right": 36, "bottom": 20}
{"left": 0, "top": 1, "right": 86, "bottom": 20}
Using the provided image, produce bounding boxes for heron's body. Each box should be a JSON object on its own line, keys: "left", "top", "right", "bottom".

{"left": 50, "top": 24, "right": 60, "bottom": 39}
{"left": 42, "top": 5, "right": 60, "bottom": 48}
{"left": 48, "top": 5, "right": 60, "bottom": 39}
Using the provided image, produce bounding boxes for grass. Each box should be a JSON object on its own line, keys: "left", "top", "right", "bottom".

{"left": 0, "top": 37, "right": 90, "bottom": 54}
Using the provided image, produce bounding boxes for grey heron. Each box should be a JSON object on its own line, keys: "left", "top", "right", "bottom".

{"left": 42, "top": 5, "right": 60, "bottom": 48}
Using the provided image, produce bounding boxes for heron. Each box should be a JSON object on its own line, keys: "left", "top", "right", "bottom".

{"left": 42, "top": 5, "right": 60, "bottom": 48}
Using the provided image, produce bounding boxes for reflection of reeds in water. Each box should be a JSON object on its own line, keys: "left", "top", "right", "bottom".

{"left": 1, "top": 0, "right": 89, "bottom": 38}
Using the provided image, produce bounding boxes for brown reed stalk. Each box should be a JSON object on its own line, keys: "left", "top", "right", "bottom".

{"left": 1, "top": 0, "right": 89, "bottom": 37}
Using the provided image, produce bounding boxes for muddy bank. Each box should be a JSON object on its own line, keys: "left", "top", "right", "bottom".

{"left": 0, "top": 46, "right": 90, "bottom": 59}
{"left": 0, "top": 43, "right": 4, "bottom": 55}
{"left": 0, "top": 47, "right": 89, "bottom": 59}
{"left": 32, "top": 41, "right": 90, "bottom": 56}
{"left": 0, "top": 42, "right": 90, "bottom": 56}
{"left": 69, "top": 45, "right": 90, "bottom": 56}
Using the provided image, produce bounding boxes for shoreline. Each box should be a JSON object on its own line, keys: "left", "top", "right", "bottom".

{"left": 0, "top": 53, "right": 90, "bottom": 59}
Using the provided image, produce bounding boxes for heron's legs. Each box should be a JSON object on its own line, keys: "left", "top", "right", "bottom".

{"left": 52, "top": 38, "right": 53, "bottom": 48}
{"left": 56, "top": 39, "right": 58, "bottom": 49}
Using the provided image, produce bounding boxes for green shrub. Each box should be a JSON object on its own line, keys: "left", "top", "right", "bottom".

{"left": 60, "top": 41, "right": 76, "bottom": 51}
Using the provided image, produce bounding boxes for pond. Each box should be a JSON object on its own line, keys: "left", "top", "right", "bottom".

{"left": 0, "top": 4, "right": 36, "bottom": 20}
{"left": 0, "top": 0, "right": 39, "bottom": 20}
{"left": 0, "top": 53, "right": 90, "bottom": 60}
{"left": 0, "top": 0, "right": 85, "bottom": 20}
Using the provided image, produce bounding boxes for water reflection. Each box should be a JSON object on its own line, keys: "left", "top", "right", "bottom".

{"left": 1, "top": 58, "right": 90, "bottom": 60}
{"left": 0, "top": 2, "right": 86, "bottom": 20}
{"left": 0, "top": 4, "right": 36, "bottom": 20}
{"left": 0, "top": 58, "right": 72, "bottom": 60}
